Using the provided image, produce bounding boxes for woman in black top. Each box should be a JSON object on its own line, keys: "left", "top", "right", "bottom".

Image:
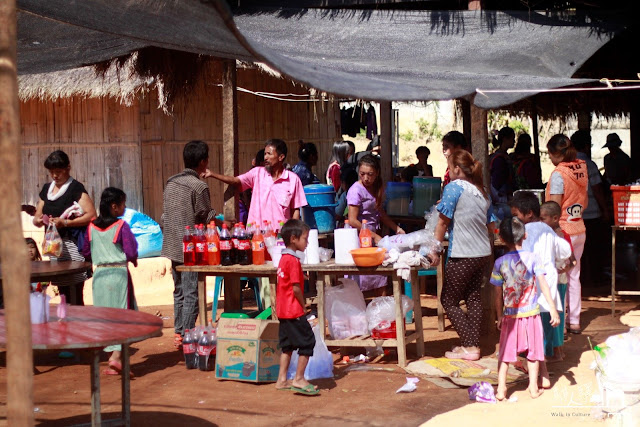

{"left": 33, "top": 150, "right": 96, "bottom": 305}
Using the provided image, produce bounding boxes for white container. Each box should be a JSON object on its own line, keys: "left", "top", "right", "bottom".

{"left": 30, "top": 293, "right": 50, "bottom": 324}
{"left": 334, "top": 228, "right": 359, "bottom": 265}
{"left": 304, "top": 229, "right": 320, "bottom": 265}
{"left": 268, "top": 246, "right": 284, "bottom": 268}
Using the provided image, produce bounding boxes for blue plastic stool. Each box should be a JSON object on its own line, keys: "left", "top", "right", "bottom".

{"left": 211, "top": 276, "right": 263, "bottom": 322}
{"left": 404, "top": 267, "right": 438, "bottom": 324}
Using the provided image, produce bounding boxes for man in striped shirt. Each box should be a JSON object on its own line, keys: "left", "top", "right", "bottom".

{"left": 161, "top": 140, "right": 221, "bottom": 348}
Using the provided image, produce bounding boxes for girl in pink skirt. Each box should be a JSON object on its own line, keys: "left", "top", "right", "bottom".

{"left": 490, "top": 217, "right": 559, "bottom": 400}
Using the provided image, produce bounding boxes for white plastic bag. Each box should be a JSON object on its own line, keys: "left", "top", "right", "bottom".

{"left": 377, "top": 229, "right": 440, "bottom": 254}
{"left": 324, "top": 278, "right": 368, "bottom": 339}
{"left": 287, "top": 321, "right": 334, "bottom": 380}
{"left": 365, "top": 296, "right": 414, "bottom": 332}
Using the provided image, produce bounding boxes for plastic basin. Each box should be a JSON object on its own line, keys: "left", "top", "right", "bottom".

{"left": 349, "top": 247, "right": 386, "bottom": 267}
{"left": 304, "top": 184, "right": 336, "bottom": 206}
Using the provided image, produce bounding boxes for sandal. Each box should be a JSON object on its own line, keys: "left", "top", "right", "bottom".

{"left": 444, "top": 347, "right": 480, "bottom": 361}
{"left": 567, "top": 326, "right": 582, "bottom": 334}
{"left": 291, "top": 384, "right": 320, "bottom": 396}
{"left": 174, "top": 333, "right": 183, "bottom": 349}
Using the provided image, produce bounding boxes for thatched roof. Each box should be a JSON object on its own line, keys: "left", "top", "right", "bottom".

{"left": 18, "top": 55, "right": 153, "bottom": 106}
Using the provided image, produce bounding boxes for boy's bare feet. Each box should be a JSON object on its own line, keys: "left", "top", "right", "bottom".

{"left": 528, "top": 386, "right": 544, "bottom": 399}
{"left": 291, "top": 378, "right": 318, "bottom": 391}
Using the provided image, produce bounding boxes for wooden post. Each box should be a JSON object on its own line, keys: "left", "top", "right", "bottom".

{"left": 0, "top": 1, "right": 34, "bottom": 425}
{"left": 461, "top": 99, "right": 472, "bottom": 145}
{"left": 222, "top": 59, "right": 239, "bottom": 221}
{"left": 470, "top": 101, "right": 489, "bottom": 189}
{"left": 380, "top": 101, "right": 393, "bottom": 183}
{"left": 631, "top": 98, "right": 640, "bottom": 179}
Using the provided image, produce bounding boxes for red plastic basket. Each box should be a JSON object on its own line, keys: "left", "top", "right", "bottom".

{"left": 612, "top": 185, "right": 640, "bottom": 225}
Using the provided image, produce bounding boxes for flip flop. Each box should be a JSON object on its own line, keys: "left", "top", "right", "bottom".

{"left": 107, "top": 360, "right": 135, "bottom": 378}
{"left": 291, "top": 384, "right": 320, "bottom": 396}
{"left": 276, "top": 387, "right": 293, "bottom": 391}
{"left": 174, "top": 333, "right": 183, "bottom": 349}
{"left": 444, "top": 348, "right": 480, "bottom": 361}
{"left": 103, "top": 368, "right": 120, "bottom": 376}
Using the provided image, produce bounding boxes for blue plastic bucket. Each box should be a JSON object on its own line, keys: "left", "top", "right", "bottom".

{"left": 385, "top": 182, "right": 412, "bottom": 216}
{"left": 302, "top": 204, "right": 338, "bottom": 234}
{"left": 303, "top": 184, "right": 336, "bottom": 206}
{"left": 412, "top": 177, "right": 441, "bottom": 217}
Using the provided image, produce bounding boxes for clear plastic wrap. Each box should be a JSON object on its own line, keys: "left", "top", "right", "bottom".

{"left": 365, "top": 296, "right": 414, "bottom": 332}
{"left": 324, "top": 278, "right": 368, "bottom": 339}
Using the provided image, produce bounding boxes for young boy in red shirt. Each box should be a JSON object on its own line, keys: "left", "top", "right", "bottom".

{"left": 275, "top": 219, "right": 319, "bottom": 396}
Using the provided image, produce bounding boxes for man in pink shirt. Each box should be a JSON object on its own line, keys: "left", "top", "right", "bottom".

{"left": 206, "top": 139, "right": 307, "bottom": 226}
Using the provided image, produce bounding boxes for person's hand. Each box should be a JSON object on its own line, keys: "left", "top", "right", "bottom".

{"left": 427, "top": 252, "right": 440, "bottom": 266}
{"left": 51, "top": 217, "right": 67, "bottom": 228}
{"left": 549, "top": 310, "right": 560, "bottom": 327}
{"left": 200, "top": 169, "right": 212, "bottom": 179}
{"left": 396, "top": 226, "right": 405, "bottom": 235}
{"left": 496, "top": 315, "right": 503, "bottom": 331}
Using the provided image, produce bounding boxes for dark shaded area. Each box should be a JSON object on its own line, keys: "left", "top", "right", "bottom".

{"left": 35, "top": 411, "right": 218, "bottom": 427}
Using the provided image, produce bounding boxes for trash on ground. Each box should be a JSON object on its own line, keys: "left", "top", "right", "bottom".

{"left": 468, "top": 381, "right": 496, "bottom": 403}
{"left": 396, "top": 377, "right": 419, "bottom": 393}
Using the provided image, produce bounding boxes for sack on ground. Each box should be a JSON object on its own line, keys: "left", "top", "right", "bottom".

{"left": 325, "top": 278, "right": 368, "bottom": 339}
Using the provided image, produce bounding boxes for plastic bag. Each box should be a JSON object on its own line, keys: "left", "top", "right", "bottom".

{"left": 121, "top": 208, "right": 163, "bottom": 258}
{"left": 468, "top": 381, "right": 497, "bottom": 403}
{"left": 287, "top": 320, "right": 334, "bottom": 380}
{"left": 42, "top": 222, "right": 63, "bottom": 257}
{"left": 325, "top": 278, "right": 368, "bottom": 339}
{"left": 365, "top": 296, "right": 414, "bottom": 332}
{"left": 377, "top": 229, "right": 439, "bottom": 253}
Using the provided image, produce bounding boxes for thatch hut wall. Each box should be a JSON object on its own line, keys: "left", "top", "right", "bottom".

{"left": 20, "top": 66, "right": 341, "bottom": 222}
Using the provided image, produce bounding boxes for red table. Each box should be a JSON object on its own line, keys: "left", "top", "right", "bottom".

{"left": 0, "top": 306, "right": 163, "bottom": 427}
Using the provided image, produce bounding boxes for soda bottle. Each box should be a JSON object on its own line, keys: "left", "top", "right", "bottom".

{"left": 344, "top": 219, "right": 352, "bottom": 229}
{"left": 194, "top": 224, "right": 208, "bottom": 265}
{"left": 197, "top": 331, "right": 214, "bottom": 371}
{"left": 183, "top": 226, "right": 195, "bottom": 266}
{"left": 252, "top": 225, "right": 266, "bottom": 265}
{"left": 244, "top": 223, "right": 254, "bottom": 264}
{"left": 360, "top": 220, "right": 372, "bottom": 248}
{"left": 206, "top": 223, "right": 221, "bottom": 265}
{"left": 182, "top": 329, "right": 196, "bottom": 369}
{"left": 219, "top": 224, "right": 233, "bottom": 266}
{"left": 231, "top": 223, "right": 242, "bottom": 264}
{"left": 237, "top": 224, "right": 251, "bottom": 265}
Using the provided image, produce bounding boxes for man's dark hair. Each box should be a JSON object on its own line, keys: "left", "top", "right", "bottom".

{"left": 183, "top": 140, "right": 209, "bottom": 169}
{"left": 281, "top": 219, "right": 310, "bottom": 246}
{"left": 499, "top": 217, "right": 526, "bottom": 246}
{"left": 571, "top": 130, "right": 591, "bottom": 152}
{"left": 415, "top": 146, "right": 430, "bottom": 157}
{"left": 265, "top": 139, "right": 288, "bottom": 157}
{"left": 509, "top": 191, "right": 540, "bottom": 217}
{"left": 44, "top": 150, "right": 70, "bottom": 170}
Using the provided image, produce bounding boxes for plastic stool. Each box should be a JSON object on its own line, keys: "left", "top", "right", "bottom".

{"left": 211, "top": 276, "right": 263, "bottom": 322}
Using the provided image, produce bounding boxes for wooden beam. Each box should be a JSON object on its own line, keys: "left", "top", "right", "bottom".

{"left": 380, "top": 101, "right": 393, "bottom": 183}
{"left": 631, "top": 97, "right": 640, "bottom": 179}
{"left": 461, "top": 99, "right": 471, "bottom": 145}
{"left": 470, "top": 101, "right": 489, "bottom": 189}
{"left": 222, "top": 59, "right": 239, "bottom": 220}
{"left": 0, "top": 1, "right": 34, "bottom": 425}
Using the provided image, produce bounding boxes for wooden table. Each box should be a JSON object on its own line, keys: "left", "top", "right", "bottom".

{"left": 177, "top": 263, "right": 279, "bottom": 326}
{"left": 611, "top": 225, "right": 640, "bottom": 316}
{"left": 0, "top": 261, "right": 92, "bottom": 305}
{"left": 306, "top": 262, "right": 424, "bottom": 367}
{"left": 0, "top": 306, "right": 163, "bottom": 427}
{"left": 179, "top": 261, "right": 425, "bottom": 367}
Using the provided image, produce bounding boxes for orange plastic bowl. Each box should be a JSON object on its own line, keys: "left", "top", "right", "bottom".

{"left": 349, "top": 247, "right": 387, "bottom": 267}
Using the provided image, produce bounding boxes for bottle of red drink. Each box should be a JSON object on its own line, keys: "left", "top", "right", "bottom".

{"left": 206, "top": 223, "right": 221, "bottom": 265}
{"left": 219, "top": 223, "right": 233, "bottom": 266}
{"left": 183, "top": 226, "right": 195, "bottom": 266}
{"left": 359, "top": 219, "right": 372, "bottom": 248}
{"left": 231, "top": 223, "right": 242, "bottom": 264}
{"left": 194, "top": 224, "right": 207, "bottom": 265}
{"left": 237, "top": 224, "right": 251, "bottom": 265}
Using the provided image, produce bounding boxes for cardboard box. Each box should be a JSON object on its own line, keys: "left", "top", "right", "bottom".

{"left": 215, "top": 317, "right": 281, "bottom": 382}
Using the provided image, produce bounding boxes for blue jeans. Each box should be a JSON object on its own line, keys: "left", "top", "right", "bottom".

{"left": 171, "top": 261, "right": 198, "bottom": 336}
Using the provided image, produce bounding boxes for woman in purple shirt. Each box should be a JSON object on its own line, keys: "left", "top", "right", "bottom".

{"left": 347, "top": 155, "right": 405, "bottom": 294}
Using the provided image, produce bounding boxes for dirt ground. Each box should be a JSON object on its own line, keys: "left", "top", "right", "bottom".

{"left": 1, "top": 282, "right": 639, "bottom": 427}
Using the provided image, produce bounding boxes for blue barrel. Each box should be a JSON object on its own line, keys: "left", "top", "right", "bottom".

{"left": 303, "top": 185, "right": 337, "bottom": 233}
{"left": 385, "top": 182, "right": 412, "bottom": 216}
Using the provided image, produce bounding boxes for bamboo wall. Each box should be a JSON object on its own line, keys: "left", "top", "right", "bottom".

{"left": 21, "top": 64, "right": 342, "bottom": 224}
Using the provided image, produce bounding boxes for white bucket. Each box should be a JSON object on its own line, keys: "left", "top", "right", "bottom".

{"left": 597, "top": 372, "right": 640, "bottom": 414}
{"left": 334, "top": 228, "right": 359, "bottom": 265}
